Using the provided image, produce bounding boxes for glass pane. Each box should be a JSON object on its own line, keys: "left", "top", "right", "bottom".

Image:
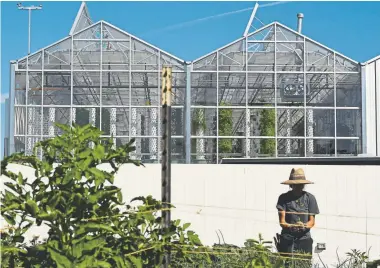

{"left": 73, "top": 72, "right": 100, "bottom": 105}
{"left": 15, "top": 72, "right": 26, "bottom": 105}
{"left": 277, "top": 74, "right": 305, "bottom": 106}
{"left": 26, "top": 107, "right": 42, "bottom": 135}
{"left": 14, "top": 107, "right": 26, "bottom": 135}
{"left": 191, "top": 138, "right": 217, "bottom": 164}
{"left": 193, "top": 53, "right": 217, "bottom": 71}
{"left": 130, "top": 137, "right": 159, "bottom": 163}
{"left": 306, "top": 73, "right": 334, "bottom": 107}
{"left": 28, "top": 52, "right": 43, "bottom": 70}
{"left": 306, "top": 139, "right": 335, "bottom": 157}
{"left": 171, "top": 107, "right": 184, "bottom": 136}
{"left": 276, "top": 42, "right": 304, "bottom": 72}
{"left": 43, "top": 107, "right": 71, "bottom": 136}
{"left": 102, "top": 72, "right": 129, "bottom": 106}
{"left": 249, "top": 108, "right": 275, "bottom": 137}
{"left": 335, "top": 54, "right": 359, "bottom": 72}
{"left": 44, "top": 38, "right": 72, "bottom": 70}
{"left": 101, "top": 107, "right": 130, "bottom": 136}
{"left": 102, "top": 24, "right": 129, "bottom": 39}
{"left": 102, "top": 41, "right": 130, "bottom": 70}
{"left": 191, "top": 108, "right": 216, "bottom": 136}
{"left": 276, "top": 25, "right": 302, "bottom": 41}
{"left": 218, "top": 138, "right": 245, "bottom": 159}
{"left": 28, "top": 72, "right": 42, "bottom": 105}
{"left": 277, "top": 138, "right": 305, "bottom": 157}
{"left": 247, "top": 25, "right": 274, "bottom": 41}
{"left": 247, "top": 74, "right": 275, "bottom": 106}
{"left": 218, "top": 108, "right": 245, "bottom": 136}
{"left": 218, "top": 73, "right": 246, "bottom": 106}
{"left": 191, "top": 73, "right": 217, "bottom": 106}
{"left": 171, "top": 138, "right": 184, "bottom": 163}
{"left": 306, "top": 41, "right": 334, "bottom": 72}
{"left": 306, "top": 109, "right": 335, "bottom": 137}
{"left": 248, "top": 138, "right": 276, "bottom": 157}
{"left": 160, "top": 53, "right": 185, "bottom": 71}
{"left": 131, "top": 39, "right": 159, "bottom": 70}
{"left": 336, "top": 110, "right": 361, "bottom": 137}
{"left": 131, "top": 72, "right": 158, "bottom": 106}
{"left": 18, "top": 59, "right": 27, "bottom": 70}
{"left": 25, "top": 136, "right": 41, "bottom": 156}
{"left": 130, "top": 107, "right": 159, "bottom": 136}
{"left": 43, "top": 72, "right": 71, "bottom": 105}
{"left": 247, "top": 42, "right": 275, "bottom": 71}
{"left": 73, "top": 41, "right": 101, "bottom": 70}
{"left": 336, "top": 73, "right": 361, "bottom": 107}
{"left": 73, "top": 107, "right": 100, "bottom": 130}
{"left": 218, "top": 40, "right": 246, "bottom": 71}
{"left": 337, "top": 139, "right": 361, "bottom": 156}
{"left": 14, "top": 136, "right": 25, "bottom": 153}
{"left": 277, "top": 109, "right": 305, "bottom": 137}
{"left": 74, "top": 23, "right": 101, "bottom": 39}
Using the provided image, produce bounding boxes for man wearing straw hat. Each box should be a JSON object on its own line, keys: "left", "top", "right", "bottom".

{"left": 276, "top": 168, "right": 319, "bottom": 262}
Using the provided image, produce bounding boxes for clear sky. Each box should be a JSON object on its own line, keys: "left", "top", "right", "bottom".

{"left": 1, "top": 1, "right": 380, "bottom": 158}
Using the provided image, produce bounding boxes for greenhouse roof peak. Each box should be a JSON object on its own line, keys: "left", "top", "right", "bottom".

{"left": 69, "top": 1, "right": 93, "bottom": 36}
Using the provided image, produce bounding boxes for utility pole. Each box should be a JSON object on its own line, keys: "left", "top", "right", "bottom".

{"left": 17, "top": 3, "right": 43, "bottom": 55}
{"left": 161, "top": 66, "right": 172, "bottom": 267}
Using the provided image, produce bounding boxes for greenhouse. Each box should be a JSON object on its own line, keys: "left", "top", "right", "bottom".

{"left": 5, "top": 2, "right": 363, "bottom": 163}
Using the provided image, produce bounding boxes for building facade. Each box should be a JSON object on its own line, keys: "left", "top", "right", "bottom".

{"left": 4, "top": 2, "right": 376, "bottom": 163}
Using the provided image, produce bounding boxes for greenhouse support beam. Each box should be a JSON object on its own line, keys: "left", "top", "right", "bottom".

{"left": 185, "top": 64, "right": 191, "bottom": 163}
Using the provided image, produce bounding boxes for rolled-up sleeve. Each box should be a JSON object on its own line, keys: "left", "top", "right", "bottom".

{"left": 308, "top": 194, "right": 320, "bottom": 215}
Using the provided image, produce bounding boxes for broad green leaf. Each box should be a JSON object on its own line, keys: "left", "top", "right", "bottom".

{"left": 77, "top": 223, "right": 115, "bottom": 235}
{"left": 47, "top": 247, "right": 72, "bottom": 268}
{"left": 112, "top": 256, "right": 126, "bottom": 268}
{"left": 93, "top": 144, "right": 105, "bottom": 160}
{"left": 38, "top": 212, "right": 57, "bottom": 221}
{"left": 183, "top": 222, "right": 191, "bottom": 230}
{"left": 89, "top": 168, "right": 105, "bottom": 179}
{"left": 17, "top": 172, "right": 24, "bottom": 185}
{"left": 79, "top": 148, "right": 92, "bottom": 159}
{"left": 13, "top": 235, "right": 24, "bottom": 243}
{"left": 3, "top": 214, "right": 16, "bottom": 225}
{"left": 25, "top": 200, "right": 39, "bottom": 216}
{"left": 128, "top": 256, "right": 142, "bottom": 268}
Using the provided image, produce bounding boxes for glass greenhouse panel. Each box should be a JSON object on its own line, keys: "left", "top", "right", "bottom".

{"left": 26, "top": 107, "right": 42, "bottom": 136}
{"left": 247, "top": 24, "right": 274, "bottom": 41}
{"left": 165, "top": 72, "right": 186, "bottom": 105}
{"left": 102, "top": 72, "right": 129, "bottom": 106}
{"left": 102, "top": 41, "right": 130, "bottom": 70}
{"left": 191, "top": 73, "right": 217, "bottom": 106}
{"left": 275, "top": 25, "right": 302, "bottom": 42}
{"left": 102, "top": 23, "right": 130, "bottom": 40}
{"left": 277, "top": 108, "right": 305, "bottom": 137}
{"left": 248, "top": 108, "right": 276, "bottom": 137}
{"left": 336, "top": 109, "right": 361, "bottom": 137}
{"left": 131, "top": 72, "right": 159, "bottom": 106}
{"left": 15, "top": 72, "right": 26, "bottom": 105}
{"left": 14, "top": 107, "right": 26, "bottom": 135}
{"left": 74, "top": 23, "right": 101, "bottom": 39}
{"left": 305, "top": 109, "right": 335, "bottom": 137}
{"left": 305, "top": 41, "right": 334, "bottom": 72}
{"left": 171, "top": 107, "right": 184, "bottom": 136}
{"left": 101, "top": 107, "right": 130, "bottom": 136}
{"left": 218, "top": 138, "right": 246, "bottom": 159}
{"left": 131, "top": 39, "right": 159, "bottom": 71}
{"left": 247, "top": 42, "right": 275, "bottom": 71}
{"left": 306, "top": 73, "right": 334, "bottom": 107}
{"left": 44, "top": 38, "right": 72, "bottom": 70}
{"left": 28, "top": 52, "right": 43, "bottom": 70}
{"left": 43, "top": 72, "right": 71, "bottom": 105}
{"left": 337, "top": 139, "right": 361, "bottom": 155}
{"left": 334, "top": 54, "right": 359, "bottom": 72}
{"left": 73, "top": 72, "right": 101, "bottom": 105}
{"left": 160, "top": 53, "right": 185, "bottom": 71}
{"left": 218, "top": 108, "right": 245, "bottom": 136}
{"left": 171, "top": 138, "right": 185, "bottom": 163}
{"left": 276, "top": 42, "right": 304, "bottom": 72}
{"left": 130, "top": 107, "right": 159, "bottom": 136}
{"left": 192, "top": 53, "right": 217, "bottom": 71}
{"left": 247, "top": 74, "right": 275, "bottom": 106}
{"left": 28, "top": 72, "right": 42, "bottom": 105}
{"left": 336, "top": 73, "right": 361, "bottom": 107}
{"left": 306, "top": 139, "right": 335, "bottom": 157}
{"left": 73, "top": 107, "right": 100, "bottom": 129}
{"left": 277, "top": 138, "right": 305, "bottom": 157}
{"left": 73, "top": 41, "right": 101, "bottom": 70}
{"left": 218, "top": 73, "right": 246, "bottom": 106}
{"left": 248, "top": 138, "right": 276, "bottom": 157}
{"left": 191, "top": 108, "right": 217, "bottom": 136}
{"left": 218, "top": 40, "right": 246, "bottom": 71}
{"left": 42, "top": 107, "right": 71, "bottom": 136}
{"left": 191, "top": 138, "right": 217, "bottom": 164}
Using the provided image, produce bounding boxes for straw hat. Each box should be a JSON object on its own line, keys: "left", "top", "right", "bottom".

{"left": 281, "top": 168, "right": 314, "bottom": 185}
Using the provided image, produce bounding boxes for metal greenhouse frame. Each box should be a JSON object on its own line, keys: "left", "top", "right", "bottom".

{"left": 5, "top": 2, "right": 362, "bottom": 164}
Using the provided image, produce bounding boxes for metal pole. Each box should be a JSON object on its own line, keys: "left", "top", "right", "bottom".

{"left": 185, "top": 63, "right": 191, "bottom": 163}
{"left": 28, "top": 8, "right": 31, "bottom": 54}
{"left": 161, "top": 66, "right": 172, "bottom": 267}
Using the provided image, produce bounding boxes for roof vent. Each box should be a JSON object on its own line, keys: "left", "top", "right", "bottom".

{"left": 297, "top": 13, "right": 304, "bottom": 33}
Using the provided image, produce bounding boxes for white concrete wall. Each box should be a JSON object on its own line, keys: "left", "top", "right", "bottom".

{"left": 2, "top": 163, "right": 380, "bottom": 266}
{"left": 363, "top": 55, "right": 380, "bottom": 156}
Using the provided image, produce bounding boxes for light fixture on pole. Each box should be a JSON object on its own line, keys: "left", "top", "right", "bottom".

{"left": 17, "top": 2, "right": 43, "bottom": 55}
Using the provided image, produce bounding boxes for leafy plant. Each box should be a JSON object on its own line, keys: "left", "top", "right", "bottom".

{"left": 1, "top": 123, "right": 208, "bottom": 267}
{"left": 259, "top": 107, "right": 276, "bottom": 156}
{"left": 218, "top": 102, "right": 233, "bottom": 155}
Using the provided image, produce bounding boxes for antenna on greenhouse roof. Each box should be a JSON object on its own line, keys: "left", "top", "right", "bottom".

{"left": 243, "top": 2, "right": 259, "bottom": 37}
{"left": 69, "top": 1, "right": 93, "bottom": 35}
